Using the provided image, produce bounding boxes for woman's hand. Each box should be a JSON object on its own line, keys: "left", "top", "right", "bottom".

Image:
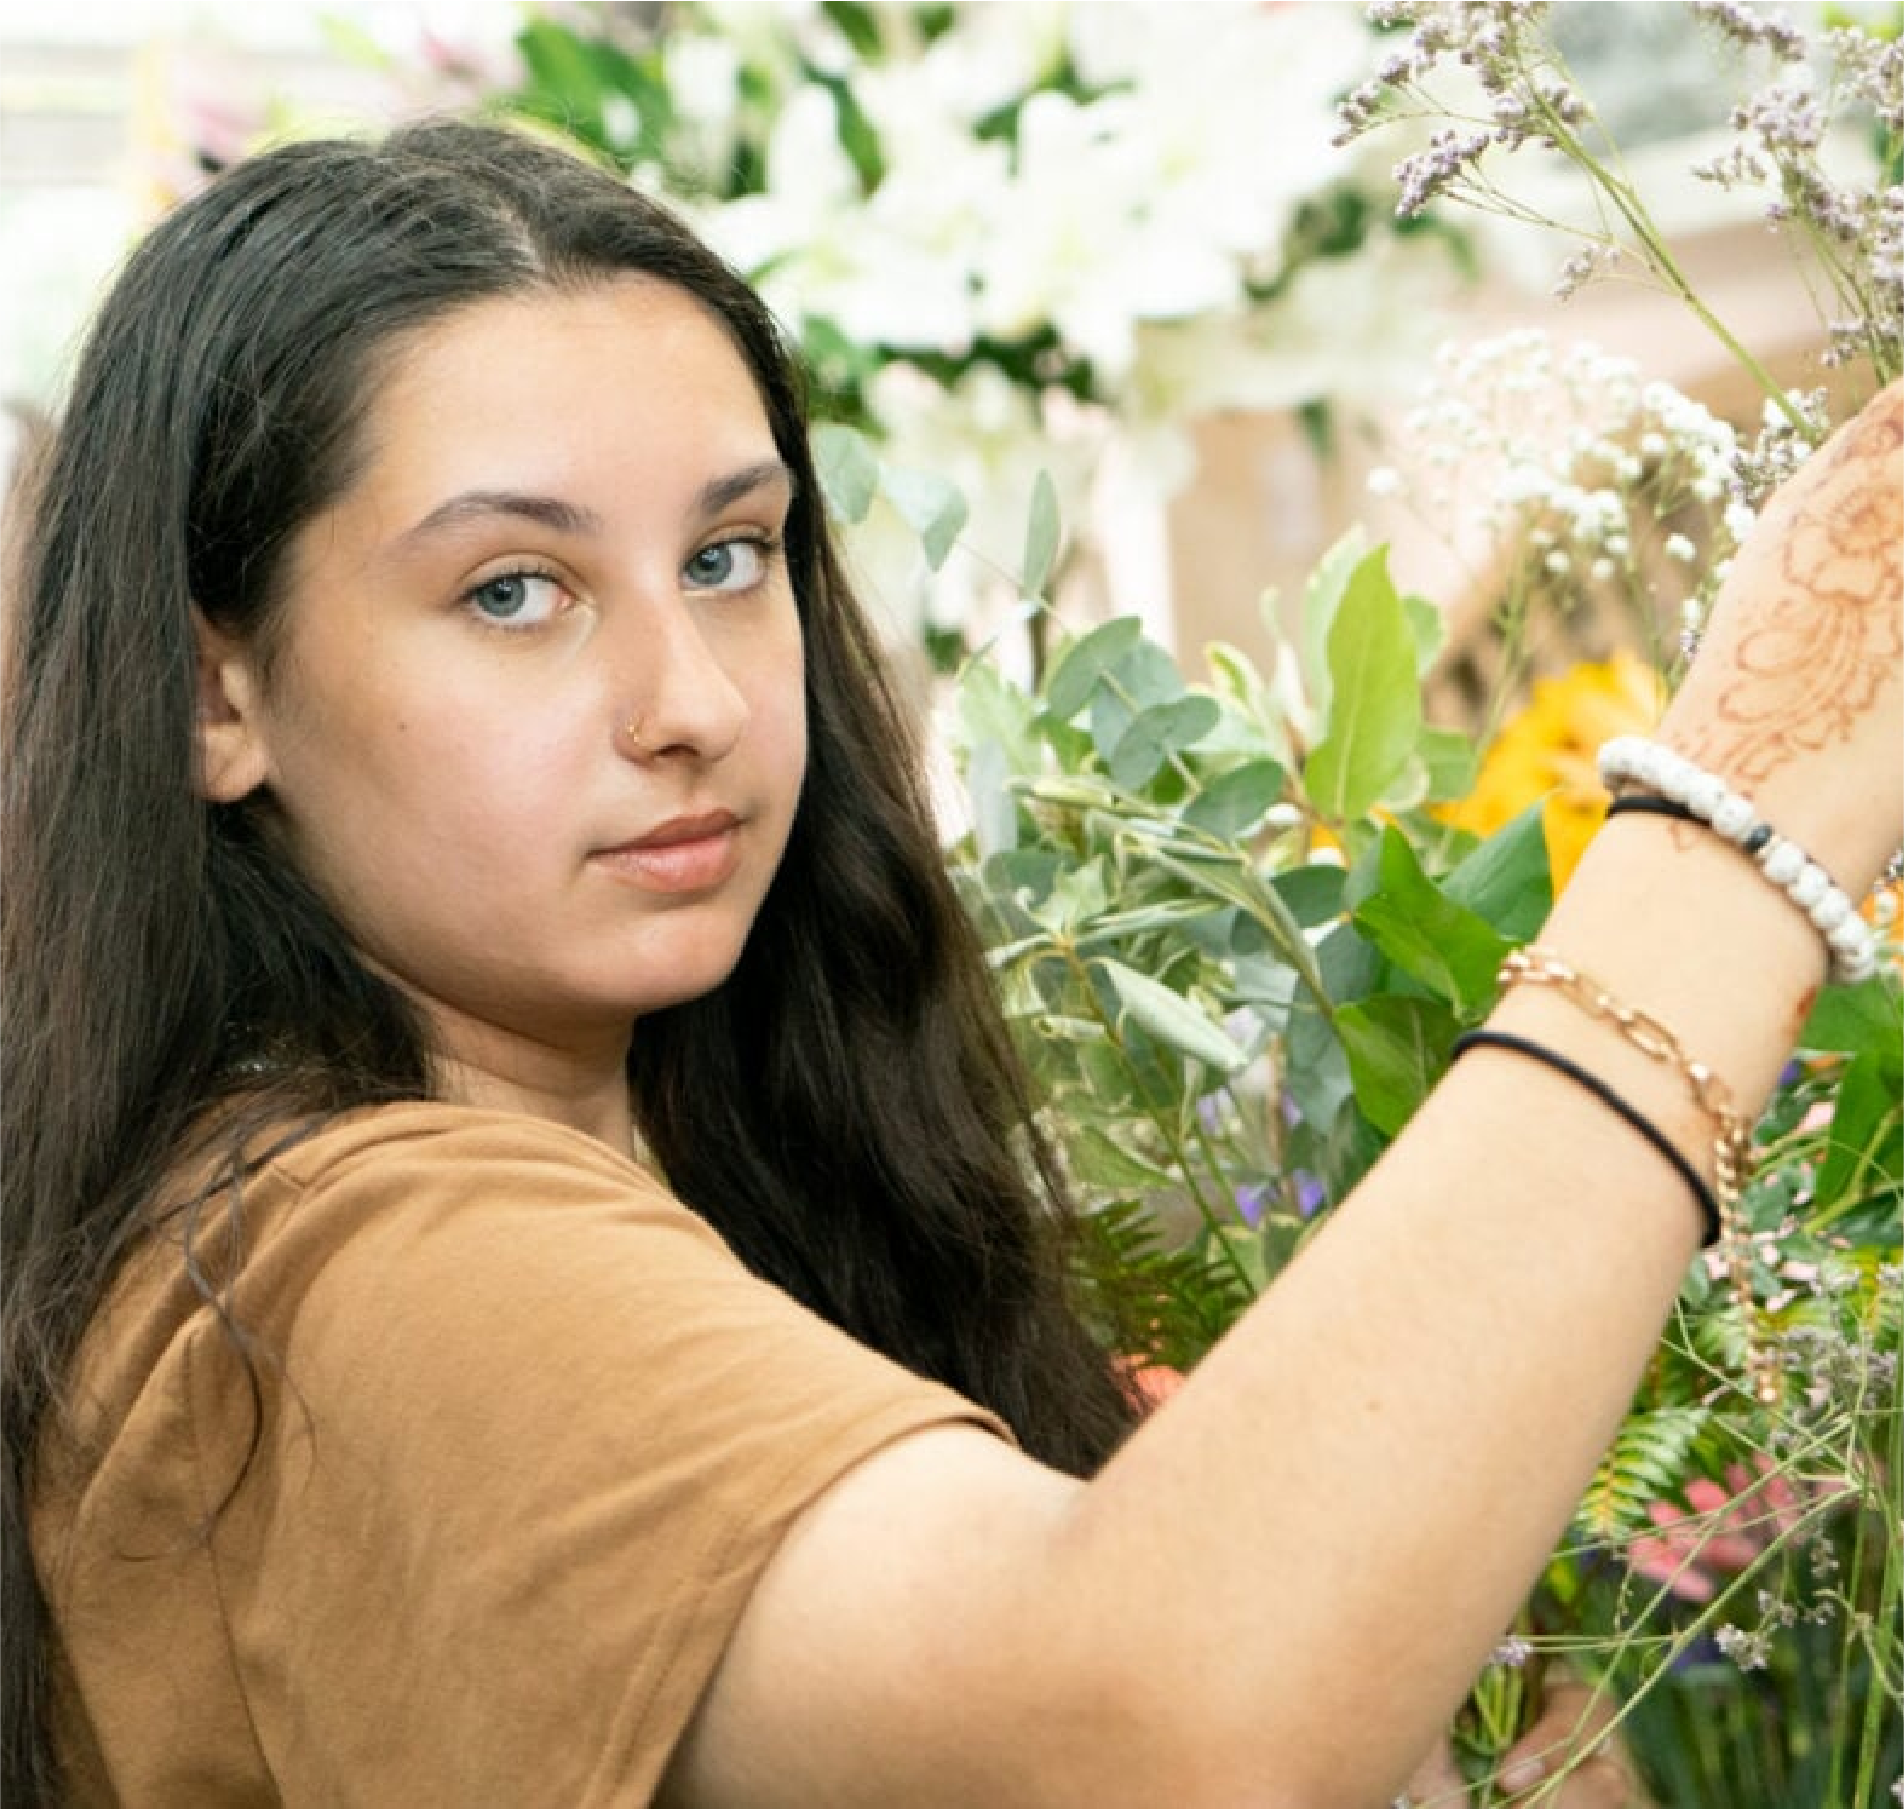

{"left": 1661, "top": 377, "right": 1904, "bottom": 896}
{"left": 1400, "top": 1674, "right": 1642, "bottom": 1807}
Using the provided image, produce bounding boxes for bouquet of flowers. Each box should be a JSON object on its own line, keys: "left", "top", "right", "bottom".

{"left": 940, "top": 5, "right": 1901, "bottom": 1803}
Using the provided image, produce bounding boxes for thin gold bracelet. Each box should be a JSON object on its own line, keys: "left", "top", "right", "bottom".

{"left": 1496, "top": 945, "right": 1777, "bottom": 1407}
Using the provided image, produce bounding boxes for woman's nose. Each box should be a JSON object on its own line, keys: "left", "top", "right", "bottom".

{"left": 610, "top": 595, "right": 749, "bottom": 764}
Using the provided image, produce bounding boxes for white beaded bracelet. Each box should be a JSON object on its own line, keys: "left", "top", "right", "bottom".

{"left": 1597, "top": 735, "right": 1878, "bottom": 986}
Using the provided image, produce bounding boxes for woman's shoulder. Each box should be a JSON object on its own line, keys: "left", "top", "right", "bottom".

{"left": 63, "top": 1101, "right": 717, "bottom": 1449}
{"left": 226, "top": 1097, "right": 728, "bottom": 1293}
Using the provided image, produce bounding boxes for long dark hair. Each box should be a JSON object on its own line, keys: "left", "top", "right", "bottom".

{"left": 1, "top": 119, "right": 1135, "bottom": 1806}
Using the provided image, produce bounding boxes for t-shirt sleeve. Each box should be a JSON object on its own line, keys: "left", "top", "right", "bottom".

{"left": 198, "top": 1109, "right": 1007, "bottom": 1807}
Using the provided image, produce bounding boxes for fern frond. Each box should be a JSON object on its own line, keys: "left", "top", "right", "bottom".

{"left": 1576, "top": 1405, "right": 1711, "bottom": 1546}
{"left": 1072, "top": 1195, "right": 1254, "bottom": 1373}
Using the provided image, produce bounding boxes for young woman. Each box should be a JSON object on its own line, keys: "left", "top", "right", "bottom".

{"left": 3, "top": 119, "right": 1898, "bottom": 1808}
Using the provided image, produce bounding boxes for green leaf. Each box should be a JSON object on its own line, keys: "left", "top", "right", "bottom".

{"left": 1300, "top": 526, "right": 1371, "bottom": 725}
{"left": 1800, "top": 975, "right": 1903, "bottom": 1073}
{"left": 1095, "top": 958, "right": 1249, "bottom": 1075}
{"left": 956, "top": 657, "right": 1039, "bottom": 779}
{"left": 812, "top": 423, "right": 879, "bottom": 523}
{"left": 1419, "top": 725, "right": 1481, "bottom": 802}
{"left": 1090, "top": 641, "right": 1185, "bottom": 769}
{"left": 964, "top": 737, "right": 1016, "bottom": 858}
{"left": 879, "top": 464, "right": 968, "bottom": 569}
{"left": 1336, "top": 994, "right": 1458, "bottom": 1137}
{"left": 1352, "top": 827, "right": 1511, "bottom": 1014}
{"left": 1108, "top": 695, "right": 1220, "bottom": 791}
{"left": 1577, "top": 1407, "right": 1710, "bottom": 1545}
{"left": 1022, "top": 470, "right": 1062, "bottom": 600}
{"left": 1402, "top": 591, "right": 1446, "bottom": 676}
{"left": 1181, "top": 758, "right": 1287, "bottom": 840}
{"left": 1271, "top": 865, "right": 1348, "bottom": 928}
{"left": 1814, "top": 1047, "right": 1904, "bottom": 1211}
{"left": 1302, "top": 547, "right": 1422, "bottom": 822}
{"left": 1444, "top": 802, "right": 1553, "bottom": 941}
{"left": 1042, "top": 857, "right": 1111, "bottom": 933}
{"left": 1377, "top": 751, "right": 1431, "bottom": 815}
{"left": 1044, "top": 618, "right": 1143, "bottom": 721}
{"left": 1285, "top": 995, "right": 1356, "bottom": 1128}
{"left": 1070, "top": 1126, "right": 1181, "bottom": 1191}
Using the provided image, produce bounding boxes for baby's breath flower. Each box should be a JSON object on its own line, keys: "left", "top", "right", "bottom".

{"left": 1488, "top": 1634, "right": 1533, "bottom": 1668}
{"left": 1715, "top": 1623, "right": 1774, "bottom": 1670}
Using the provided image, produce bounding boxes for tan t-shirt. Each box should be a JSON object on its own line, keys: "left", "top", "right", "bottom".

{"left": 33, "top": 1103, "right": 1006, "bottom": 1806}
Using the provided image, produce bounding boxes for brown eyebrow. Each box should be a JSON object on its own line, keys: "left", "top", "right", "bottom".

{"left": 395, "top": 460, "right": 795, "bottom": 551}
{"left": 396, "top": 491, "right": 604, "bottom": 548}
{"left": 694, "top": 458, "right": 797, "bottom": 518}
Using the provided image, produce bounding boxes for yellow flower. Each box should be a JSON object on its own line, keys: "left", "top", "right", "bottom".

{"left": 1442, "top": 651, "right": 1666, "bottom": 891}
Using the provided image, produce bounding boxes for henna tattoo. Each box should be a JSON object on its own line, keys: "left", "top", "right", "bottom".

{"left": 1682, "top": 403, "right": 1903, "bottom": 788}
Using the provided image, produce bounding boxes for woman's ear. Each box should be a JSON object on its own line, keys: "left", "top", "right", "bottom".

{"left": 193, "top": 609, "right": 271, "bottom": 803}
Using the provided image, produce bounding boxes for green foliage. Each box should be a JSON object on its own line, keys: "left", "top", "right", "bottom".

{"left": 1576, "top": 1406, "right": 1712, "bottom": 1547}
{"left": 952, "top": 525, "right": 1544, "bottom": 1314}
{"left": 950, "top": 487, "right": 1902, "bottom": 1810}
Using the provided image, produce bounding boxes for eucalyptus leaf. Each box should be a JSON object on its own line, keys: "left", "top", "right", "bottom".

{"left": 1022, "top": 469, "right": 1062, "bottom": 600}
{"left": 1086, "top": 639, "right": 1190, "bottom": 771}
{"left": 1182, "top": 757, "right": 1287, "bottom": 840}
{"left": 879, "top": 464, "right": 969, "bottom": 569}
{"left": 1113, "top": 638, "right": 1189, "bottom": 713}
{"left": 1270, "top": 864, "right": 1348, "bottom": 928}
{"left": 965, "top": 737, "right": 1017, "bottom": 859}
{"left": 1096, "top": 958, "right": 1249, "bottom": 1075}
{"left": 1044, "top": 618, "right": 1143, "bottom": 721}
{"left": 1108, "top": 695, "right": 1220, "bottom": 790}
{"left": 1284, "top": 1002, "right": 1355, "bottom": 1129}
{"left": 812, "top": 422, "right": 879, "bottom": 523}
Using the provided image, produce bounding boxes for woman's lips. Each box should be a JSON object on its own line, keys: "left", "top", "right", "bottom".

{"left": 593, "top": 811, "right": 742, "bottom": 894}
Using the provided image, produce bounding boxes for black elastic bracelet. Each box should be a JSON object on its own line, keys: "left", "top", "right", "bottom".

{"left": 1449, "top": 1029, "right": 1722, "bottom": 1245}
{"left": 1604, "top": 793, "right": 1699, "bottom": 826}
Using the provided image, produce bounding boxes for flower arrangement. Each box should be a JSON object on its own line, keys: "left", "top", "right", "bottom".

{"left": 937, "top": 3, "right": 1900, "bottom": 1803}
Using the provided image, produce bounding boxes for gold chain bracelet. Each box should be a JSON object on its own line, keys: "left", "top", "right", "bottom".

{"left": 1497, "top": 945, "right": 1777, "bottom": 1406}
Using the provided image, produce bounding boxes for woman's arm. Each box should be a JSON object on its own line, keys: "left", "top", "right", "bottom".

{"left": 661, "top": 386, "right": 1903, "bottom": 1808}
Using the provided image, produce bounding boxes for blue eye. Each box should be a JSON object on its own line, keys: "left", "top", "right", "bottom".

{"left": 464, "top": 569, "right": 569, "bottom": 627}
{"left": 685, "top": 538, "right": 773, "bottom": 592}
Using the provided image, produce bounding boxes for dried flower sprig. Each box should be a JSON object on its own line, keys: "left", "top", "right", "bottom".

{"left": 1338, "top": 1, "right": 1903, "bottom": 443}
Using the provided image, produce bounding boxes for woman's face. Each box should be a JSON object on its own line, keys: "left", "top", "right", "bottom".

{"left": 229, "top": 278, "right": 807, "bottom": 1074}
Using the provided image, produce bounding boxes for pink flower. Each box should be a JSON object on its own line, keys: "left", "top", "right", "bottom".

{"left": 1625, "top": 1459, "right": 1829, "bottom": 1603}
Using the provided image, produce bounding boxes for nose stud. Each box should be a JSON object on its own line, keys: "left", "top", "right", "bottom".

{"left": 622, "top": 713, "right": 651, "bottom": 755}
